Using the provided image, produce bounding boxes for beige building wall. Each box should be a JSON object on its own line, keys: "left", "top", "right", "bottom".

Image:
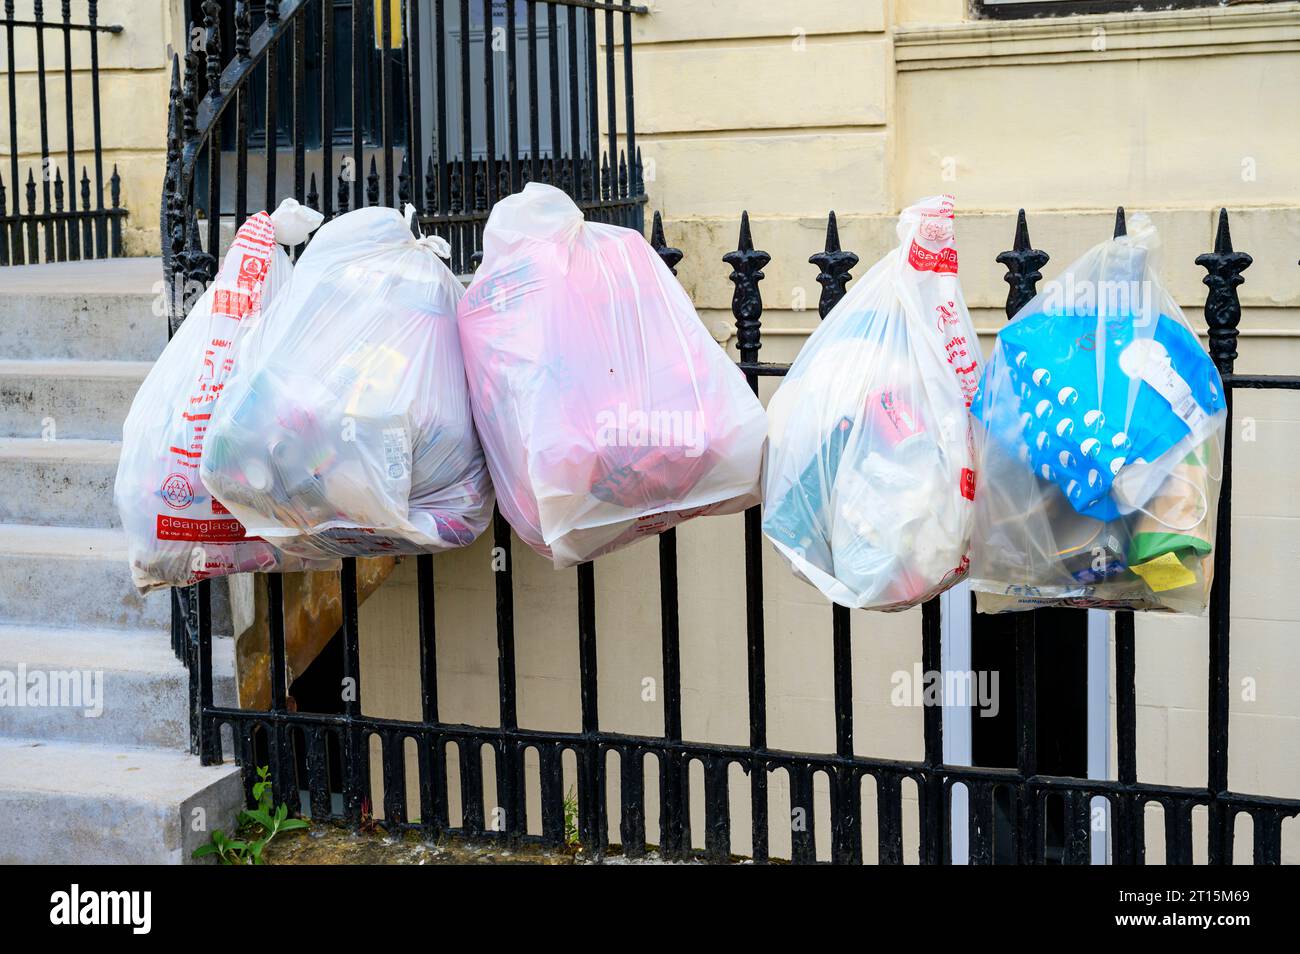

{"left": 0, "top": 1, "right": 180, "bottom": 256}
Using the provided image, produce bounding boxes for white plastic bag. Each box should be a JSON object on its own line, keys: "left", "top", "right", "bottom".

{"left": 762, "top": 195, "right": 981, "bottom": 610}
{"left": 115, "top": 200, "right": 331, "bottom": 592}
{"left": 969, "top": 213, "right": 1225, "bottom": 613}
{"left": 457, "top": 183, "right": 767, "bottom": 568}
{"left": 201, "top": 204, "right": 493, "bottom": 557}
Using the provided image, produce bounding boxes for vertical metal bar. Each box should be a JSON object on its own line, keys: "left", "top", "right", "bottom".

{"left": 921, "top": 597, "right": 946, "bottom": 865}
{"left": 5, "top": 1, "right": 23, "bottom": 263}
{"left": 340, "top": 557, "right": 365, "bottom": 825}
{"left": 264, "top": 3, "right": 280, "bottom": 211}
{"left": 196, "top": 579, "right": 216, "bottom": 761}
{"left": 621, "top": 0, "right": 635, "bottom": 224}
{"left": 434, "top": 0, "right": 448, "bottom": 226}
{"left": 417, "top": 554, "right": 439, "bottom": 724}
{"left": 585, "top": 5, "right": 598, "bottom": 206}
{"left": 604, "top": 3, "right": 616, "bottom": 189}
{"left": 481, "top": 0, "right": 495, "bottom": 207}
{"left": 34, "top": 0, "right": 53, "bottom": 261}
{"left": 1196, "top": 208, "right": 1250, "bottom": 864}
{"left": 565, "top": 3, "right": 579, "bottom": 198}
{"left": 492, "top": 509, "right": 521, "bottom": 840}
{"left": 546, "top": 1, "right": 559, "bottom": 170}
{"left": 724, "top": 211, "right": 770, "bottom": 861}
{"left": 293, "top": 6, "right": 306, "bottom": 204}
{"left": 576, "top": 561, "right": 602, "bottom": 851}
{"left": 233, "top": 3, "right": 251, "bottom": 229}
{"left": 459, "top": 0, "right": 471, "bottom": 246}
{"left": 88, "top": 0, "right": 105, "bottom": 253}
{"left": 320, "top": 0, "right": 335, "bottom": 219}
{"left": 60, "top": 1, "right": 78, "bottom": 259}
{"left": 1114, "top": 610, "right": 1137, "bottom": 863}
{"left": 350, "top": 0, "right": 362, "bottom": 209}
{"left": 266, "top": 573, "right": 294, "bottom": 806}
{"left": 379, "top": 0, "right": 393, "bottom": 206}
{"left": 404, "top": 0, "right": 423, "bottom": 213}
{"left": 526, "top": 0, "right": 539, "bottom": 182}
{"left": 504, "top": 0, "right": 518, "bottom": 192}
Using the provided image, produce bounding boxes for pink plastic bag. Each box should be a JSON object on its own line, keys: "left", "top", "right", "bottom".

{"left": 458, "top": 184, "right": 766, "bottom": 567}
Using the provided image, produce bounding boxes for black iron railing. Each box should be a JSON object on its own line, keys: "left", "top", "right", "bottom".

{"left": 162, "top": 3, "right": 1300, "bottom": 864}
{"left": 162, "top": 0, "right": 647, "bottom": 311}
{"left": 1, "top": 1, "right": 126, "bottom": 265}
{"left": 173, "top": 200, "right": 1300, "bottom": 864}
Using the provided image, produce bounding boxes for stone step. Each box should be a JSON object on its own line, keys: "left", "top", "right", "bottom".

{"left": 0, "top": 437, "right": 121, "bottom": 528}
{"left": 0, "top": 736, "right": 244, "bottom": 864}
{"left": 0, "top": 623, "right": 237, "bottom": 749}
{"left": 0, "top": 358, "right": 151, "bottom": 439}
{"left": 0, "top": 523, "right": 168, "bottom": 629}
{"left": 0, "top": 258, "right": 167, "bottom": 362}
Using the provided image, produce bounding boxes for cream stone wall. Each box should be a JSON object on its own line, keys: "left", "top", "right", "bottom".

{"left": 0, "top": 1, "right": 181, "bottom": 256}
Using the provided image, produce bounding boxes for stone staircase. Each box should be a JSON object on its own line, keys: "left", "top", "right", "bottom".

{"left": 0, "top": 258, "right": 244, "bottom": 864}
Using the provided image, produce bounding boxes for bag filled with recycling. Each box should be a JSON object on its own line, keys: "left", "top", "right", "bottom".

{"left": 968, "top": 212, "right": 1225, "bottom": 613}
{"left": 201, "top": 204, "right": 494, "bottom": 557}
{"left": 115, "top": 200, "right": 334, "bottom": 592}
{"left": 762, "top": 195, "right": 982, "bottom": 610}
{"left": 457, "top": 182, "right": 766, "bottom": 568}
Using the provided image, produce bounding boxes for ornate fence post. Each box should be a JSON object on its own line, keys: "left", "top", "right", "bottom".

{"left": 1196, "top": 209, "right": 1251, "bottom": 865}
{"left": 723, "top": 211, "right": 771, "bottom": 861}
{"left": 995, "top": 209, "right": 1049, "bottom": 863}
{"left": 648, "top": 210, "right": 688, "bottom": 860}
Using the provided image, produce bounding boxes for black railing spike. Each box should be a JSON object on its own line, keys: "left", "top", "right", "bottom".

{"left": 366, "top": 155, "right": 379, "bottom": 207}
{"left": 618, "top": 149, "right": 628, "bottom": 198}
{"left": 809, "top": 210, "right": 858, "bottom": 319}
{"left": 601, "top": 152, "right": 611, "bottom": 201}
{"left": 723, "top": 211, "right": 769, "bottom": 360}
{"left": 634, "top": 146, "right": 645, "bottom": 196}
{"left": 1113, "top": 206, "right": 1126, "bottom": 238}
{"left": 398, "top": 151, "right": 411, "bottom": 207}
{"left": 306, "top": 172, "right": 318, "bottom": 211}
{"left": 650, "top": 210, "right": 682, "bottom": 275}
{"left": 1196, "top": 208, "right": 1252, "bottom": 376}
{"left": 109, "top": 164, "right": 120, "bottom": 206}
{"left": 996, "top": 208, "right": 1049, "bottom": 321}
{"left": 337, "top": 168, "right": 350, "bottom": 213}
{"left": 1214, "top": 206, "right": 1233, "bottom": 254}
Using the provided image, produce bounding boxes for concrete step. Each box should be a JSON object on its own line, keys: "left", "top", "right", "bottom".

{"left": 0, "top": 623, "right": 237, "bottom": 749}
{"left": 0, "top": 258, "right": 166, "bottom": 362}
{"left": 0, "top": 359, "right": 150, "bottom": 439}
{"left": 0, "top": 737, "right": 245, "bottom": 864}
{"left": 0, "top": 523, "right": 168, "bottom": 629}
{"left": 0, "top": 437, "right": 121, "bottom": 528}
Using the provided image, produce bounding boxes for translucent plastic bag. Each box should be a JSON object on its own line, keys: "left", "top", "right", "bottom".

{"left": 458, "top": 183, "right": 766, "bottom": 568}
{"left": 762, "top": 195, "right": 981, "bottom": 610}
{"left": 201, "top": 204, "right": 493, "bottom": 557}
{"left": 115, "top": 201, "right": 333, "bottom": 592}
{"left": 969, "top": 213, "right": 1225, "bottom": 614}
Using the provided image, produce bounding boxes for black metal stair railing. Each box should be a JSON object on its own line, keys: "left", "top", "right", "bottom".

{"left": 162, "top": 0, "right": 648, "bottom": 322}
{"left": 1, "top": 0, "right": 126, "bottom": 266}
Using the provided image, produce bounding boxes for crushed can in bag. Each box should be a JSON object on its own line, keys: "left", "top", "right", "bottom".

{"left": 201, "top": 204, "right": 493, "bottom": 557}
{"left": 762, "top": 195, "right": 981, "bottom": 611}
{"left": 114, "top": 200, "right": 334, "bottom": 591}
{"left": 457, "top": 183, "right": 767, "bottom": 568}
{"left": 968, "top": 212, "right": 1225, "bottom": 613}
